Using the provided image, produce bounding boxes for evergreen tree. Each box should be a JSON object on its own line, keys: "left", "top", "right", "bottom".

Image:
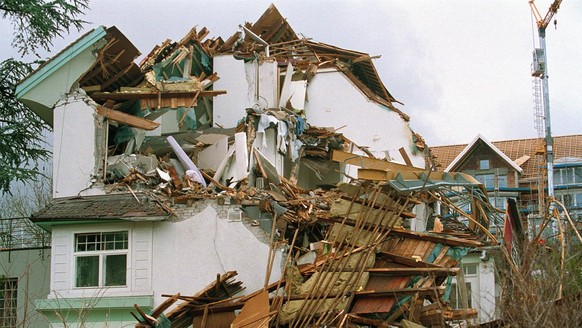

{"left": 0, "top": 0, "right": 89, "bottom": 193}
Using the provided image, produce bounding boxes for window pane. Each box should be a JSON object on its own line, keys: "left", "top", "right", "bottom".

{"left": 464, "top": 264, "right": 478, "bottom": 275}
{"left": 563, "top": 194, "right": 573, "bottom": 207}
{"left": 76, "top": 233, "right": 101, "bottom": 252}
{"left": 476, "top": 174, "right": 494, "bottom": 188}
{"left": 575, "top": 167, "right": 582, "bottom": 184}
{"left": 564, "top": 169, "right": 573, "bottom": 184}
{"left": 103, "top": 231, "right": 128, "bottom": 250}
{"left": 554, "top": 169, "right": 562, "bottom": 186}
{"left": 0, "top": 278, "right": 18, "bottom": 327}
{"left": 498, "top": 175, "right": 508, "bottom": 188}
{"left": 466, "top": 282, "right": 472, "bottom": 308}
{"left": 76, "top": 256, "right": 99, "bottom": 287}
{"left": 496, "top": 197, "right": 506, "bottom": 210}
{"left": 480, "top": 159, "right": 490, "bottom": 170}
{"left": 450, "top": 283, "right": 458, "bottom": 309}
{"left": 575, "top": 194, "right": 582, "bottom": 207}
{"left": 104, "top": 254, "right": 127, "bottom": 286}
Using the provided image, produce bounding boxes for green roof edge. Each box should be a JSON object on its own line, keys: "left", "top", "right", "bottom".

{"left": 15, "top": 26, "right": 107, "bottom": 99}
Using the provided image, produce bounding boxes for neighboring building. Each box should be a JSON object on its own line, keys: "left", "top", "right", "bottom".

{"left": 431, "top": 134, "right": 582, "bottom": 225}
{"left": 431, "top": 134, "right": 582, "bottom": 324}
{"left": 0, "top": 217, "right": 51, "bottom": 328}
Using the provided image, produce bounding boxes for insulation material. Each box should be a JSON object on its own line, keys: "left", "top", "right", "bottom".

{"left": 197, "top": 135, "right": 228, "bottom": 171}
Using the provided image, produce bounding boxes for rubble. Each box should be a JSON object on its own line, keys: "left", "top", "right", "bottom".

{"left": 87, "top": 18, "right": 493, "bottom": 328}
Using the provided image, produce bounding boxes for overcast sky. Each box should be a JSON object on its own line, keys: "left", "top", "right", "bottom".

{"left": 2, "top": 0, "right": 580, "bottom": 147}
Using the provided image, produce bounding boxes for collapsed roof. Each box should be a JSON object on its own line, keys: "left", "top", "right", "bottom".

{"left": 19, "top": 4, "right": 506, "bottom": 327}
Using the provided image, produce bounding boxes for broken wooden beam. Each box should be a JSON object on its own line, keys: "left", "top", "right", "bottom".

{"left": 389, "top": 228, "right": 484, "bottom": 248}
{"left": 96, "top": 106, "right": 160, "bottom": 131}
{"left": 331, "top": 149, "right": 422, "bottom": 172}
{"left": 329, "top": 267, "right": 460, "bottom": 276}
{"left": 91, "top": 90, "right": 226, "bottom": 101}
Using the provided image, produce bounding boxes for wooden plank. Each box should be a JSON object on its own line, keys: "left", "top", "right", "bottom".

{"left": 231, "top": 291, "right": 274, "bottom": 328}
{"left": 366, "top": 267, "right": 459, "bottom": 276}
{"left": 347, "top": 314, "right": 391, "bottom": 328}
{"left": 412, "top": 240, "right": 429, "bottom": 258}
{"left": 91, "top": 90, "right": 226, "bottom": 101}
{"left": 166, "top": 271, "right": 239, "bottom": 318}
{"left": 358, "top": 169, "right": 394, "bottom": 181}
{"left": 354, "top": 286, "right": 445, "bottom": 298}
{"left": 134, "top": 304, "right": 156, "bottom": 325}
{"left": 332, "top": 149, "right": 422, "bottom": 171}
{"left": 96, "top": 106, "right": 160, "bottom": 131}
{"left": 389, "top": 228, "right": 483, "bottom": 248}
{"left": 332, "top": 267, "right": 459, "bottom": 276}
{"left": 151, "top": 293, "right": 180, "bottom": 318}
{"left": 399, "top": 147, "right": 414, "bottom": 167}
{"left": 376, "top": 251, "right": 441, "bottom": 269}
{"left": 192, "top": 312, "right": 236, "bottom": 328}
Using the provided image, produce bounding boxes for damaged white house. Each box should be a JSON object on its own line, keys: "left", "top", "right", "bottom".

{"left": 15, "top": 5, "right": 500, "bottom": 328}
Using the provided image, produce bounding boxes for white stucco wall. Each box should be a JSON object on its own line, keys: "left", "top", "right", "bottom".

{"left": 49, "top": 221, "right": 153, "bottom": 299}
{"left": 47, "top": 201, "right": 283, "bottom": 310}
{"left": 152, "top": 203, "right": 282, "bottom": 306}
{"left": 213, "top": 56, "right": 279, "bottom": 128}
{"left": 304, "top": 69, "right": 425, "bottom": 168}
{"left": 213, "top": 55, "right": 252, "bottom": 128}
{"left": 52, "top": 93, "right": 101, "bottom": 198}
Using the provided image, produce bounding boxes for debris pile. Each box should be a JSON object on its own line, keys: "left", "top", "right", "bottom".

{"left": 129, "top": 171, "right": 489, "bottom": 327}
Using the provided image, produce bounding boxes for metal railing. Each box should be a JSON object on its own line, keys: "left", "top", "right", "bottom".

{"left": 0, "top": 218, "right": 50, "bottom": 251}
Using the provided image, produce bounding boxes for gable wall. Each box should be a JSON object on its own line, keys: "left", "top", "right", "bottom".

{"left": 455, "top": 143, "right": 518, "bottom": 188}
{"left": 304, "top": 70, "right": 426, "bottom": 169}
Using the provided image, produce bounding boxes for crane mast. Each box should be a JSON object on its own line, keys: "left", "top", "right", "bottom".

{"left": 528, "top": 0, "right": 562, "bottom": 213}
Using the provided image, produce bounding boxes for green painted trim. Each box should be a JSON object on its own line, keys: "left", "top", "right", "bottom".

{"left": 35, "top": 219, "right": 125, "bottom": 231}
{"left": 15, "top": 26, "right": 107, "bottom": 99}
{"left": 35, "top": 295, "right": 153, "bottom": 311}
{"left": 35, "top": 216, "right": 167, "bottom": 231}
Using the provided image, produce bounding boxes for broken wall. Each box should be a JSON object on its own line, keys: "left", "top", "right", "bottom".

{"left": 52, "top": 92, "right": 104, "bottom": 198}
{"left": 151, "top": 202, "right": 283, "bottom": 306}
{"left": 304, "top": 69, "right": 425, "bottom": 168}
{"left": 212, "top": 56, "right": 279, "bottom": 128}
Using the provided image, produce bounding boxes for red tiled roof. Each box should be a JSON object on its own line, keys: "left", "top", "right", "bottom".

{"left": 430, "top": 135, "right": 582, "bottom": 178}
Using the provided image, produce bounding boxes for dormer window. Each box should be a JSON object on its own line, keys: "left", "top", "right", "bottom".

{"left": 479, "top": 159, "right": 490, "bottom": 170}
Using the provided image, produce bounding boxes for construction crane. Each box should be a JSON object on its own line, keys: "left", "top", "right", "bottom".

{"left": 528, "top": 0, "right": 562, "bottom": 213}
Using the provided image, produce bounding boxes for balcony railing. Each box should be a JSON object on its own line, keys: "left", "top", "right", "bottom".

{"left": 0, "top": 218, "right": 51, "bottom": 251}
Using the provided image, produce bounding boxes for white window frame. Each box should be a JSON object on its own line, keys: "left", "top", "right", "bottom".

{"left": 72, "top": 230, "right": 131, "bottom": 290}
{"left": 450, "top": 281, "right": 472, "bottom": 309}
{"left": 0, "top": 277, "right": 18, "bottom": 327}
